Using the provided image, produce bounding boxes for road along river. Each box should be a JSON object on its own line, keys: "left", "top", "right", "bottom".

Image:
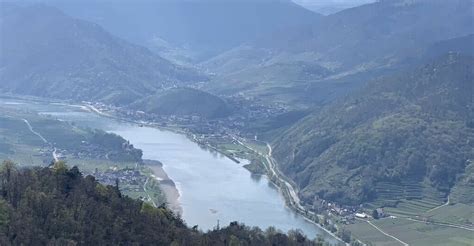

{"left": 0, "top": 98, "right": 339, "bottom": 243}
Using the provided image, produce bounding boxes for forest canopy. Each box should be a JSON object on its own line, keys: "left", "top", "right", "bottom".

{"left": 0, "top": 160, "right": 329, "bottom": 246}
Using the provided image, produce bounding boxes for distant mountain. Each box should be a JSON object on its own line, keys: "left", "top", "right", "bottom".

{"left": 23, "top": 0, "right": 321, "bottom": 62}
{"left": 0, "top": 3, "right": 205, "bottom": 105}
{"left": 130, "top": 87, "right": 232, "bottom": 119}
{"left": 205, "top": 0, "right": 474, "bottom": 108}
{"left": 272, "top": 54, "right": 474, "bottom": 206}
{"left": 292, "top": 0, "right": 376, "bottom": 15}
{"left": 422, "top": 34, "right": 474, "bottom": 60}
{"left": 256, "top": 0, "right": 473, "bottom": 69}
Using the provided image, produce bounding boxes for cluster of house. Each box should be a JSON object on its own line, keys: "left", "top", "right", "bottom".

{"left": 83, "top": 94, "right": 287, "bottom": 141}
{"left": 91, "top": 167, "right": 146, "bottom": 192}
{"left": 310, "top": 197, "right": 388, "bottom": 224}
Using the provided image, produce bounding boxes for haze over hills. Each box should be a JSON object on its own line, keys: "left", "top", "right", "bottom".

{"left": 9, "top": 0, "right": 471, "bottom": 111}
{"left": 0, "top": 0, "right": 473, "bottom": 244}
{"left": 205, "top": 0, "right": 474, "bottom": 108}
{"left": 0, "top": 3, "right": 205, "bottom": 105}
{"left": 293, "top": 0, "right": 376, "bottom": 15}
{"left": 18, "top": 0, "right": 321, "bottom": 63}
{"left": 272, "top": 54, "right": 474, "bottom": 206}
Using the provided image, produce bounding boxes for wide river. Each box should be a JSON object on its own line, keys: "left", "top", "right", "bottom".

{"left": 2, "top": 98, "right": 339, "bottom": 244}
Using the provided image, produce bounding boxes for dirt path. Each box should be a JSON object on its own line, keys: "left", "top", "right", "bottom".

{"left": 143, "top": 177, "right": 157, "bottom": 207}
{"left": 23, "top": 119, "right": 58, "bottom": 162}
{"left": 404, "top": 217, "right": 474, "bottom": 232}
{"left": 426, "top": 195, "right": 450, "bottom": 213}
{"left": 366, "top": 220, "right": 409, "bottom": 246}
{"left": 23, "top": 119, "right": 47, "bottom": 143}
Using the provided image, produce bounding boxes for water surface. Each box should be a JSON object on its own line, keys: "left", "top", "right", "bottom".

{"left": 0, "top": 98, "right": 338, "bottom": 243}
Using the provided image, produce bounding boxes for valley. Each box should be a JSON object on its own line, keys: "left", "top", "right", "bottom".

{"left": 0, "top": 0, "right": 473, "bottom": 245}
{"left": 0, "top": 96, "right": 342, "bottom": 244}
{"left": 24, "top": 90, "right": 472, "bottom": 246}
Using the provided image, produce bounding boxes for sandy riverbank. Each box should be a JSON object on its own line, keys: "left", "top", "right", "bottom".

{"left": 144, "top": 160, "right": 182, "bottom": 215}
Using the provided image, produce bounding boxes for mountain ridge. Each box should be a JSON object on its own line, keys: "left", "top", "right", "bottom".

{"left": 272, "top": 54, "right": 474, "bottom": 205}
{"left": 0, "top": 3, "right": 206, "bottom": 105}
{"left": 204, "top": 0, "right": 474, "bottom": 108}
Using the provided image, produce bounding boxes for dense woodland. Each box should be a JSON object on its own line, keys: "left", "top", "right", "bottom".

{"left": 130, "top": 88, "right": 232, "bottom": 119}
{"left": 0, "top": 160, "right": 330, "bottom": 246}
{"left": 274, "top": 54, "right": 474, "bottom": 205}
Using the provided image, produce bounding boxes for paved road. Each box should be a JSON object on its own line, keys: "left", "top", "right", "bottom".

{"left": 264, "top": 143, "right": 304, "bottom": 210}
{"left": 231, "top": 136, "right": 347, "bottom": 244}
{"left": 52, "top": 147, "right": 59, "bottom": 162}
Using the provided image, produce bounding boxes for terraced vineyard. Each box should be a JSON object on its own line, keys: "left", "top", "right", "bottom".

{"left": 368, "top": 180, "right": 447, "bottom": 216}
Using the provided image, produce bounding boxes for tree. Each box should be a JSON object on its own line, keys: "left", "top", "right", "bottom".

{"left": 52, "top": 160, "right": 68, "bottom": 173}
{"left": 372, "top": 209, "right": 379, "bottom": 219}
{"left": 351, "top": 240, "right": 364, "bottom": 246}
{"left": 337, "top": 228, "right": 352, "bottom": 243}
{"left": 0, "top": 163, "right": 324, "bottom": 245}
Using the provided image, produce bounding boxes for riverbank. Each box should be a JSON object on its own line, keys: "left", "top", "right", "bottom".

{"left": 230, "top": 138, "right": 348, "bottom": 245}
{"left": 144, "top": 160, "right": 182, "bottom": 215}
{"left": 81, "top": 103, "right": 346, "bottom": 243}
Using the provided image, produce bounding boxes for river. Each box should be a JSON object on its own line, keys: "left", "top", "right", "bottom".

{"left": 0, "top": 98, "right": 339, "bottom": 244}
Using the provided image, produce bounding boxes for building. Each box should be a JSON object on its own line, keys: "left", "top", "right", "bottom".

{"left": 355, "top": 213, "right": 368, "bottom": 219}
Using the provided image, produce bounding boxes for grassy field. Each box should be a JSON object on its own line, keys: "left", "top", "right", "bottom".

{"left": 65, "top": 157, "right": 136, "bottom": 173}
{"left": 348, "top": 203, "right": 474, "bottom": 246}
{"left": 0, "top": 110, "right": 52, "bottom": 166}
{"left": 245, "top": 140, "right": 269, "bottom": 155}
{"left": 425, "top": 203, "right": 474, "bottom": 225}
{"left": 0, "top": 105, "right": 166, "bottom": 207}
{"left": 348, "top": 218, "right": 474, "bottom": 246}
{"left": 346, "top": 220, "right": 402, "bottom": 246}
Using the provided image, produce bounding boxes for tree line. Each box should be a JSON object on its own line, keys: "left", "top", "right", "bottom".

{"left": 0, "top": 160, "right": 336, "bottom": 246}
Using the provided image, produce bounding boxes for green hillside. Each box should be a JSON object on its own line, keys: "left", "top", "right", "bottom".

{"left": 204, "top": 0, "right": 473, "bottom": 108}
{"left": 272, "top": 54, "right": 474, "bottom": 206}
{"left": 0, "top": 162, "right": 325, "bottom": 245}
{"left": 130, "top": 87, "right": 232, "bottom": 119}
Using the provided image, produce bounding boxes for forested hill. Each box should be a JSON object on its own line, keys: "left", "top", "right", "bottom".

{"left": 130, "top": 87, "right": 233, "bottom": 119}
{"left": 0, "top": 3, "right": 205, "bottom": 105}
{"left": 272, "top": 54, "right": 474, "bottom": 206}
{"left": 0, "top": 161, "right": 325, "bottom": 245}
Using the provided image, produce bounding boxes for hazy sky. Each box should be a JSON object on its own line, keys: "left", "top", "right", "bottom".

{"left": 294, "top": 0, "right": 375, "bottom": 6}
{"left": 293, "top": 0, "right": 376, "bottom": 14}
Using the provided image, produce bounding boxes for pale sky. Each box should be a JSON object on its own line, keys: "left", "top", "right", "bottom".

{"left": 293, "top": 0, "right": 376, "bottom": 14}
{"left": 294, "top": 0, "right": 375, "bottom": 6}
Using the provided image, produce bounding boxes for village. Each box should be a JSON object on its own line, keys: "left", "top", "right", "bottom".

{"left": 81, "top": 100, "right": 393, "bottom": 228}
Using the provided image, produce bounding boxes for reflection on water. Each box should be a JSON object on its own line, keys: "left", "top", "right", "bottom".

{"left": 250, "top": 173, "right": 263, "bottom": 183}
{"left": 0, "top": 98, "right": 339, "bottom": 244}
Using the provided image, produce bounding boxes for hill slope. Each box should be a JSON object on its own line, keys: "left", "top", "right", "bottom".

{"left": 0, "top": 162, "right": 321, "bottom": 245}
{"left": 205, "top": 0, "right": 474, "bottom": 108}
{"left": 130, "top": 88, "right": 232, "bottom": 119}
{"left": 31, "top": 0, "right": 321, "bottom": 62}
{"left": 272, "top": 54, "right": 474, "bottom": 206}
{"left": 0, "top": 3, "right": 204, "bottom": 105}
